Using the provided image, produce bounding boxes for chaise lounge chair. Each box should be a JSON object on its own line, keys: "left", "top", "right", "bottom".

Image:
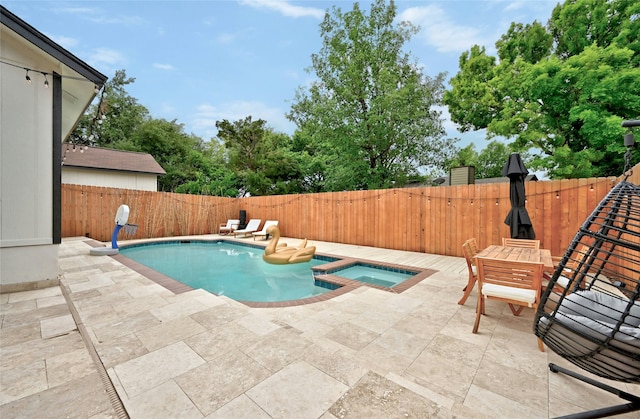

{"left": 233, "top": 219, "right": 262, "bottom": 238}
{"left": 219, "top": 219, "right": 239, "bottom": 235}
{"left": 252, "top": 220, "right": 278, "bottom": 240}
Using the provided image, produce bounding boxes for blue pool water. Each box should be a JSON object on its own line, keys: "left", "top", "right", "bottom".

{"left": 120, "top": 241, "right": 329, "bottom": 302}
{"left": 327, "top": 263, "right": 415, "bottom": 288}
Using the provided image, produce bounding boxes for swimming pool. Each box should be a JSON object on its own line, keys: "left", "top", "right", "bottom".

{"left": 115, "top": 239, "right": 436, "bottom": 306}
{"left": 120, "top": 241, "right": 331, "bottom": 302}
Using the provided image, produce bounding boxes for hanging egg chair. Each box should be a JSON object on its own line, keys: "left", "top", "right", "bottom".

{"left": 534, "top": 120, "right": 640, "bottom": 418}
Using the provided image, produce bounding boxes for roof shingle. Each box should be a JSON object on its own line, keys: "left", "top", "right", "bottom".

{"left": 62, "top": 145, "right": 166, "bottom": 175}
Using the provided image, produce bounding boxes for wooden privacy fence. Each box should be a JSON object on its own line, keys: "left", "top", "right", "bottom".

{"left": 61, "top": 186, "right": 240, "bottom": 241}
{"left": 61, "top": 164, "right": 640, "bottom": 258}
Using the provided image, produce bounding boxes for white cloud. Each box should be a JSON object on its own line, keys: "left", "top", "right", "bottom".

{"left": 58, "top": 6, "right": 145, "bottom": 26}
{"left": 216, "top": 32, "right": 238, "bottom": 44}
{"left": 239, "top": 0, "right": 324, "bottom": 19}
{"left": 88, "top": 14, "right": 146, "bottom": 26}
{"left": 398, "top": 5, "right": 492, "bottom": 53}
{"left": 153, "top": 63, "right": 175, "bottom": 71}
{"left": 215, "top": 26, "right": 261, "bottom": 46}
{"left": 58, "top": 7, "right": 96, "bottom": 15}
{"left": 87, "top": 48, "right": 127, "bottom": 70}
{"left": 190, "top": 101, "right": 295, "bottom": 139}
{"left": 503, "top": 1, "right": 527, "bottom": 13}
{"left": 46, "top": 34, "right": 78, "bottom": 49}
{"left": 159, "top": 102, "right": 177, "bottom": 115}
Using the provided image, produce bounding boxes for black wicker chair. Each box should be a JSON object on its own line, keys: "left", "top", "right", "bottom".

{"left": 534, "top": 120, "right": 640, "bottom": 418}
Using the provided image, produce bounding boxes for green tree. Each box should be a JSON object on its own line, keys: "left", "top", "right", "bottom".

{"left": 288, "top": 0, "right": 454, "bottom": 191}
{"left": 216, "top": 116, "right": 305, "bottom": 196}
{"left": 175, "top": 139, "right": 241, "bottom": 196}
{"left": 288, "top": 131, "right": 328, "bottom": 193}
{"left": 216, "top": 116, "right": 266, "bottom": 174}
{"left": 444, "top": 0, "right": 640, "bottom": 179}
{"left": 446, "top": 140, "right": 515, "bottom": 179}
{"left": 476, "top": 141, "right": 514, "bottom": 179}
{"left": 496, "top": 21, "right": 552, "bottom": 64}
{"left": 70, "top": 69, "right": 150, "bottom": 147}
{"left": 549, "top": 0, "right": 635, "bottom": 59}
{"left": 128, "top": 118, "right": 209, "bottom": 192}
{"left": 445, "top": 46, "right": 499, "bottom": 133}
{"left": 446, "top": 144, "right": 478, "bottom": 168}
{"left": 250, "top": 130, "right": 306, "bottom": 195}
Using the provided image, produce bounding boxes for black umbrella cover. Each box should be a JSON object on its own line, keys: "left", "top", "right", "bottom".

{"left": 502, "top": 153, "right": 528, "bottom": 177}
{"left": 502, "top": 153, "right": 535, "bottom": 239}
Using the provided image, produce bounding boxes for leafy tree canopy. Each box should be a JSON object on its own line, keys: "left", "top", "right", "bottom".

{"left": 70, "top": 69, "right": 150, "bottom": 147}
{"left": 216, "top": 116, "right": 306, "bottom": 196}
{"left": 128, "top": 118, "right": 211, "bottom": 192}
{"left": 444, "top": 0, "right": 640, "bottom": 179}
{"left": 288, "top": 0, "right": 457, "bottom": 191}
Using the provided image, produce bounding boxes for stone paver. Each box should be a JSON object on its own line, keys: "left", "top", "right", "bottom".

{"left": 111, "top": 341, "right": 206, "bottom": 398}
{"left": 40, "top": 313, "right": 76, "bottom": 338}
{"left": 247, "top": 360, "right": 349, "bottom": 418}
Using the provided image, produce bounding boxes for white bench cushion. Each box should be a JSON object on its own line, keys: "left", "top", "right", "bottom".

{"left": 482, "top": 284, "right": 536, "bottom": 305}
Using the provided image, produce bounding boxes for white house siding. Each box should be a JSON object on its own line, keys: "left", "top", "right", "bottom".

{"left": 0, "top": 28, "right": 59, "bottom": 288}
{"left": 62, "top": 167, "right": 159, "bottom": 191}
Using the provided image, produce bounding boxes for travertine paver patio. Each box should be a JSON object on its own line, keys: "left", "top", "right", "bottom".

{"left": 1, "top": 236, "right": 638, "bottom": 418}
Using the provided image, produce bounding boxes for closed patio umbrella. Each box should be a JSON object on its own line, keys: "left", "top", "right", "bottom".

{"left": 502, "top": 153, "right": 535, "bottom": 239}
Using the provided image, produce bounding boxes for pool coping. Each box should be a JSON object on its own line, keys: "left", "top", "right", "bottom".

{"left": 84, "top": 238, "right": 437, "bottom": 308}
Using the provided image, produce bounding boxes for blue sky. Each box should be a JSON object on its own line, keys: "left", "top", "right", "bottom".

{"left": 4, "top": 0, "right": 559, "bottom": 148}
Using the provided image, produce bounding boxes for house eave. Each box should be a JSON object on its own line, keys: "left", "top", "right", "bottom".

{"left": 1, "top": 5, "right": 107, "bottom": 85}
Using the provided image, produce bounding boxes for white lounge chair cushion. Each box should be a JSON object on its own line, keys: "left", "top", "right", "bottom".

{"left": 235, "top": 219, "right": 262, "bottom": 234}
{"left": 252, "top": 220, "right": 278, "bottom": 236}
{"left": 482, "top": 283, "right": 537, "bottom": 306}
{"left": 220, "top": 219, "right": 239, "bottom": 230}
